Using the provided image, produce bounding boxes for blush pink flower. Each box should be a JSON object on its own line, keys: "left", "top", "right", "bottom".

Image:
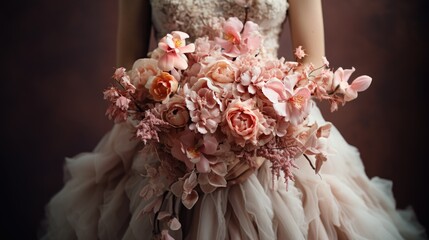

{"left": 332, "top": 67, "right": 372, "bottom": 102}
{"left": 205, "top": 60, "right": 237, "bottom": 84}
{"left": 170, "top": 171, "right": 199, "bottom": 209}
{"left": 215, "top": 17, "right": 261, "bottom": 57}
{"left": 162, "top": 95, "right": 189, "bottom": 128}
{"left": 262, "top": 76, "right": 311, "bottom": 125}
{"left": 237, "top": 65, "right": 263, "bottom": 96}
{"left": 294, "top": 46, "right": 307, "bottom": 60}
{"left": 223, "top": 98, "right": 265, "bottom": 147}
{"left": 157, "top": 31, "right": 196, "bottom": 71}
{"left": 170, "top": 129, "right": 219, "bottom": 173}
{"left": 115, "top": 96, "right": 131, "bottom": 111}
{"left": 130, "top": 59, "right": 161, "bottom": 87}
{"left": 145, "top": 72, "right": 179, "bottom": 102}
{"left": 185, "top": 78, "right": 222, "bottom": 134}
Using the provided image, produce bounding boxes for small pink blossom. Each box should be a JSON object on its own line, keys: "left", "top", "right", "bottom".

{"left": 322, "top": 56, "right": 330, "bottom": 67}
{"left": 294, "top": 46, "right": 307, "bottom": 60}
{"left": 112, "top": 67, "right": 126, "bottom": 80}
{"left": 115, "top": 96, "right": 131, "bottom": 111}
{"left": 157, "top": 31, "right": 196, "bottom": 71}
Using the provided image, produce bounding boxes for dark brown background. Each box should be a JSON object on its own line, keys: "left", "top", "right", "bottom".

{"left": 1, "top": 0, "right": 428, "bottom": 239}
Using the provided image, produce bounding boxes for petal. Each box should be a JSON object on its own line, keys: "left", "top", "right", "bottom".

{"left": 172, "top": 31, "right": 190, "bottom": 40}
{"left": 158, "top": 53, "right": 174, "bottom": 71}
{"left": 262, "top": 78, "right": 287, "bottom": 102}
{"left": 170, "top": 180, "right": 184, "bottom": 197}
{"left": 173, "top": 54, "right": 189, "bottom": 70}
{"left": 350, "top": 75, "right": 372, "bottom": 92}
{"left": 158, "top": 41, "right": 169, "bottom": 51}
{"left": 343, "top": 67, "right": 356, "bottom": 82}
{"left": 273, "top": 102, "right": 287, "bottom": 117}
{"left": 208, "top": 173, "right": 227, "bottom": 187}
{"left": 196, "top": 156, "right": 210, "bottom": 173}
{"left": 182, "top": 190, "right": 199, "bottom": 209}
{"left": 179, "top": 43, "right": 195, "bottom": 53}
{"left": 211, "top": 162, "right": 227, "bottom": 176}
{"left": 202, "top": 134, "right": 218, "bottom": 154}
{"left": 168, "top": 217, "right": 182, "bottom": 231}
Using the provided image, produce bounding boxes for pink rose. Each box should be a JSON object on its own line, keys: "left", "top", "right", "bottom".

{"left": 130, "top": 59, "right": 161, "bottom": 101}
{"left": 130, "top": 58, "right": 161, "bottom": 86}
{"left": 145, "top": 72, "right": 178, "bottom": 102}
{"left": 223, "top": 98, "right": 264, "bottom": 146}
{"left": 163, "top": 96, "right": 189, "bottom": 128}
{"left": 205, "top": 60, "right": 237, "bottom": 84}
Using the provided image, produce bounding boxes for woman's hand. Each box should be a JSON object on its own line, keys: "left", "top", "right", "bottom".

{"left": 225, "top": 157, "right": 266, "bottom": 186}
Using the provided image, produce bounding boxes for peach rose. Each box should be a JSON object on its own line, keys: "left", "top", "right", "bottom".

{"left": 163, "top": 96, "right": 189, "bottom": 127}
{"left": 223, "top": 98, "right": 264, "bottom": 146}
{"left": 130, "top": 58, "right": 161, "bottom": 86}
{"left": 205, "top": 60, "right": 237, "bottom": 84}
{"left": 145, "top": 72, "right": 178, "bottom": 102}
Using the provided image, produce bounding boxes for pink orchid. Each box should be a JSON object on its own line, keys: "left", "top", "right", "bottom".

{"left": 215, "top": 17, "right": 261, "bottom": 57}
{"left": 170, "top": 129, "right": 220, "bottom": 173}
{"left": 262, "top": 76, "right": 311, "bottom": 125}
{"left": 158, "top": 31, "right": 196, "bottom": 71}
{"left": 171, "top": 171, "right": 200, "bottom": 209}
{"left": 332, "top": 67, "right": 372, "bottom": 102}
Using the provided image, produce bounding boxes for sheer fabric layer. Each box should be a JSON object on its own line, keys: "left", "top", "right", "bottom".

{"left": 41, "top": 104, "right": 426, "bottom": 240}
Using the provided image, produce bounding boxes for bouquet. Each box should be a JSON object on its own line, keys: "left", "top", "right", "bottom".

{"left": 103, "top": 16, "right": 372, "bottom": 238}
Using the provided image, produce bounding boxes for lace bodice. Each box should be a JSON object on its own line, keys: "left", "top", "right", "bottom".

{"left": 150, "top": 0, "right": 289, "bottom": 57}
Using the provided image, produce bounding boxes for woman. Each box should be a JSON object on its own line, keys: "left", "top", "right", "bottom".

{"left": 41, "top": 0, "right": 427, "bottom": 239}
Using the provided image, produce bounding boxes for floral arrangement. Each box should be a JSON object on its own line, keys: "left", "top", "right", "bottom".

{"left": 103, "top": 16, "right": 371, "bottom": 238}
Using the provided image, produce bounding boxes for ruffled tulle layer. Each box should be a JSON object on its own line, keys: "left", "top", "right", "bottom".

{"left": 40, "top": 104, "right": 427, "bottom": 240}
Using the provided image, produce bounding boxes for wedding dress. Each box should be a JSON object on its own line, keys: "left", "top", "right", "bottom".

{"left": 41, "top": 0, "right": 427, "bottom": 239}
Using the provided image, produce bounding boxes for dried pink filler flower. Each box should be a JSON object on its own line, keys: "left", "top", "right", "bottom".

{"left": 102, "top": 16, "right": 372, "bottom": 239}
{"left": 294, "top": 46, "right": 307, "bottom": 59}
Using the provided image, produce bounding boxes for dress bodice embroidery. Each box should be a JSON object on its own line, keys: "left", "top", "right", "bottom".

{"left": 150, "top": 0, "right": 288, "bottom": 57}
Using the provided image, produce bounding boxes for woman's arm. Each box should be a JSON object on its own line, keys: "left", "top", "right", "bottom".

{"left": 116, "top": 0, "right": 152, "bottom": 69}
{"left": 288, "top": 0, "right": 325, "bottom": 67}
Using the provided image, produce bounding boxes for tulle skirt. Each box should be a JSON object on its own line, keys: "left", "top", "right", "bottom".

{"left": 40, "top": 103, "right": 427, "bottom": 240}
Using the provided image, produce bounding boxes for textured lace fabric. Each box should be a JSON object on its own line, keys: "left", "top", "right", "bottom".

{"left": 150, "top": 0, "right": 288, "bottom": 58}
